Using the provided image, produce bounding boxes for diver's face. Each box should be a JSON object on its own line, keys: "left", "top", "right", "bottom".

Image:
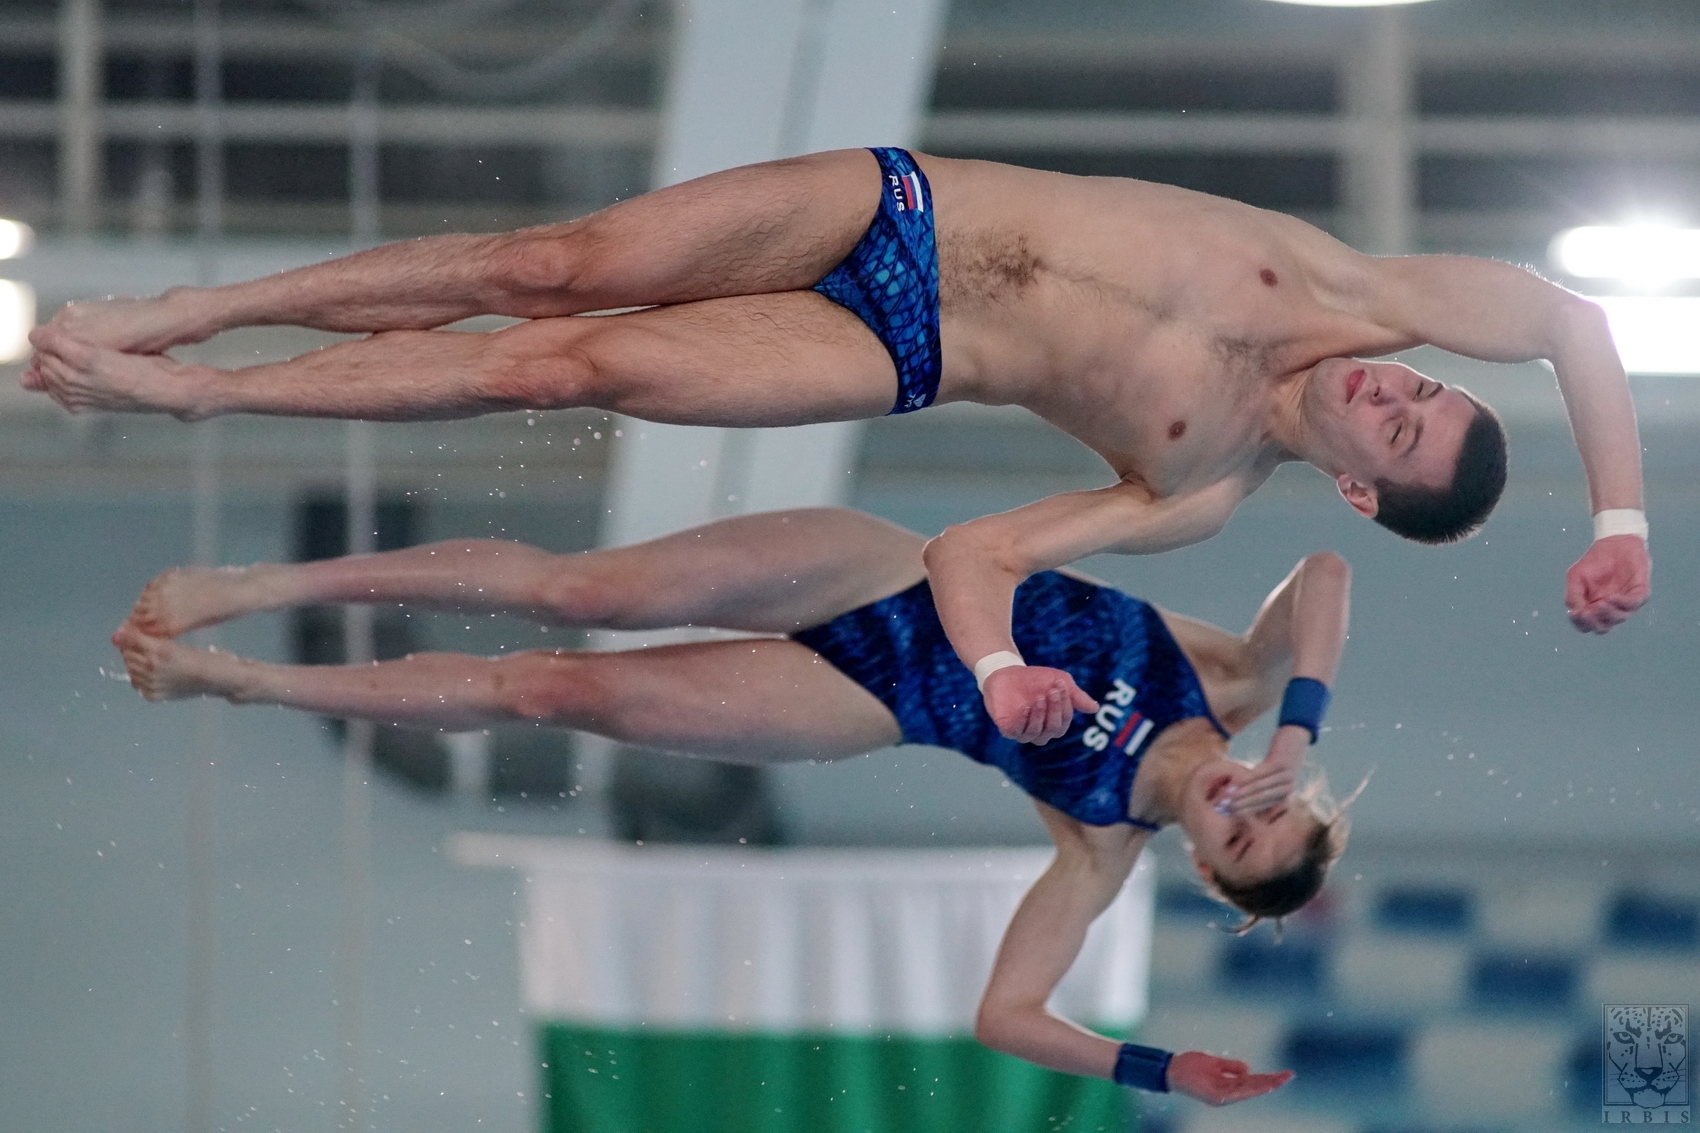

{"left": 1304, "top": 359, "right": 1476, "bottom": 517}
{"left": 1181, "top": 757, "right": 1316, "bottom": 889}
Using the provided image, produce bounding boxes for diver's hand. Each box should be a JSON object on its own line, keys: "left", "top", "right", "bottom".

{"left": 982, "top": 666, "right": 1098, "bottom": 745}
{"left": 1566, "top": 535, "right": 1650, "bottom": 634}
{"left": 36, "top": 290, "right": 216, "bottom": 355}
{"left": 1167, "top": 1050, "right": 1294, "bottom": 1106}
{"left": 1226, "top": 725, "right": 1310, "bottom": 816}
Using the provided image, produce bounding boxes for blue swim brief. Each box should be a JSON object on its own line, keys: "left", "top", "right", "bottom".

{"left": 812, "top": 147, "right": 942, "bottom": 415}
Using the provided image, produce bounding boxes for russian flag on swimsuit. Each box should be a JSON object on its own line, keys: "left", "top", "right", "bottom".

{"left": 896, "top": 169, "right": 926, "bottom": 213}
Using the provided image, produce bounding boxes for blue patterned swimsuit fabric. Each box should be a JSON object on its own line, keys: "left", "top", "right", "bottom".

{"left": 792, "top": 572, "right": 1228, "bottom": 828}
{"left": 812, "top": 147, "right": 942, "bottom": 415}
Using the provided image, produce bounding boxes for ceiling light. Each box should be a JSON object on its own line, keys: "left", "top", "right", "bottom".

{"left": 0, "top": 219, "right": 32, "bottom": 261}
{"left": 0, "top": 280, "right": 36, "bottom": 363}
{"left": 1591, "top": 296, "right": 1700, "bottom": 375}
{"left": 1552, "top": 225, "right": 1700, "bottom": 289}
{"left": 1259, "top": 0, "right": 1437, "bottom": 7}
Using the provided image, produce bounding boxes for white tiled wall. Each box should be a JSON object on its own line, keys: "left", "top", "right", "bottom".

{"left": 1410, "top": 1021, "right": 1572, "bottom": 1123}
{"left": 1333, "top": 934, "right": 1469, "bottom": 1010}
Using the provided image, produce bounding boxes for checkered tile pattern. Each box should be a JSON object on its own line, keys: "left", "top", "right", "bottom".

{"left": 1136, "top": 852, "right": 1699, "bottom": 1133}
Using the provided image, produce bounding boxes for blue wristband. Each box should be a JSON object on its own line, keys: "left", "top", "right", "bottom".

{"left": 1112, "top": 1042, "right": 1173, "bottom": 1092}
{"left": 1278, "top": 676, "right": 1331, "bottom": 744}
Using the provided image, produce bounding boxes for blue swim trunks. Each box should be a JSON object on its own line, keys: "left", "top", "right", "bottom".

{"left": 792, "top": 572, "right": 1228, "bottom": 829}
{"left": 813, "top": 147, "right": 941, "bottom": 415}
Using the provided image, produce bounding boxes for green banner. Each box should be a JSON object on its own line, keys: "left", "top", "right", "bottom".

{"left": 539, "top": 1024, "right": 1135, "bottom": 1133}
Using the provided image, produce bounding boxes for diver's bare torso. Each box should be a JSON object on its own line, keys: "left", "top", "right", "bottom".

{"left": 920, "top": 156, "right": 1416, "bottom": 500}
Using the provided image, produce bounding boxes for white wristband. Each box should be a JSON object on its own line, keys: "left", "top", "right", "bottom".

{"left": 973, "top": 651, "right": 1026, "bottom": 692}
{"left": 1593, "top": 509, "right": 1648, "bottom": 542}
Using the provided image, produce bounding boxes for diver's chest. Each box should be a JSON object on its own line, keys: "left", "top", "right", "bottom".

{"left": 1077, "top": 350, "right": 1270, "bottom": 483}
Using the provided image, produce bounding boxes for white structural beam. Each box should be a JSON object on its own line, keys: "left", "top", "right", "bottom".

{"left": 600, "top": 0, "right": 946, "bottom": 551}
{"left": 739, "top": 0, "right": 947, "bottom": 520}
{"left": 1339, "top": 7, "right": 1414, "bottom": 255}
{"left": 0, "top": 100, "right": 658, "bottom": 146}
{"left": 12, "top": 14, "right": 1700, "bottom": 71}
{"left": 1414, "top": 116, "right": 1700, "bottom": 158}
{"left": 938, "top": 28, "right": 1700, "bottom": 70}
{"left": 788, "top": 1, "right": 949, "bottom": 154}
{"left": 0, "top": 14, "right": 663, "bottom": 59}
{"left": 938, "top": 111, "right": 1700, "bottom": 160}
{"left": 585, "top": 0, "right": 943, "bottom": 804}
{"left": 18, "top": 98, "right": 1700, "bottom": 162}
{"left": 649, "top": 0, "right": 812, "bottom": 185}
{"left": 925, "top": 109, "right": 1349, "bottom": 154}
{"left": 185, "top": 5, "right": 223, "bottom": 1131}
{"left": 56, "top": 0, "right": 102, "bottom": 238}
{"left": 599, "top": 0, "right": 815, "bottom": 553}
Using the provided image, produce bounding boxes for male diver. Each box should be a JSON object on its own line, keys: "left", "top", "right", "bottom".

{"left": 30, "top": 149, "right": 1649, "bottom": 743}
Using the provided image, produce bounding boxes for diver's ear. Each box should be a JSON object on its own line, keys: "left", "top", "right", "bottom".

{"left": 1336, "top": 474, "right": 1379, "bottom": 519}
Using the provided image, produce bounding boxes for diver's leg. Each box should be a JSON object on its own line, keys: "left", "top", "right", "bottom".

{"left": 113, "top": 630, "right": 901, "bottom": 763}
{"left": 126, "top": 508, "right": 925, "bottom": 639}
{"left": 26, "top": 149, "right": 880, "bottom": 354}
{"left": 30, "top": 285, "right": 899, "bottom": 424}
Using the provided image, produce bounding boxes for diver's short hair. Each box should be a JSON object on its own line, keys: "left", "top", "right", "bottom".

{"left": 1373, "top": 391, "right": 1507, "bottom": 545}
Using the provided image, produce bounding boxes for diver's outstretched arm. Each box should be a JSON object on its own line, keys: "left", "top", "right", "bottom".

{"left": 112, "top": 627, "right": 900, "bottom": 763}
{"left": 973, "top": 803, "right": 1293, "bottom": 1104}
{"left": 1160, "top": 551, "right": 1352, "bottom": 815}
{"left": 1223, "top": 552, "right": 1351, "bottom": 814}
{"left": 1162, "top": 550, "right": 1351, "bottom": 735}
{"left": 123, "top": 508, "right": 925, "bottom": 641}
{"left": 974, "top": 804, "right": 1143, "bottom": 1079}
{"left": 1361, "top": 254, "right": 1647, "bottom": 634}
{"left": 1238, "top": 551, "right": 1351, "bottom": 714}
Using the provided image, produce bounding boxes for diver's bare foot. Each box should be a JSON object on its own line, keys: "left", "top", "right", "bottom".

{"left": 26, "top": 324, "right": 218, "bottom": 418}
{"left": 112, "top": 623, "right": 241, "bottom": 702}
{"left": 129, "top": 563, "right": 283, "bottom": 638}
{"left": 42, "top": 290, "right": 215, "bottom": 355}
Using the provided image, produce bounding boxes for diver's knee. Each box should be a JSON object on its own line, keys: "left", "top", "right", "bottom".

{"left": 484, "top": 225, "right": 597, "bottom": 304}
{"left": 530, "top": 566, "right": 633, "bottom": 627}
{"left": 489, "top": 651, "right": 576, "bottom": 722}
{"left": 483, "top": 323, "right": 617, "bottom": 411}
